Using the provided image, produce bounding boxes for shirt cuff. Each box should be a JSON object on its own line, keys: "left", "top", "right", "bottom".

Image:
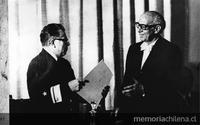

{"left": 50, "top": 84, "right": 63, "bottom": 103}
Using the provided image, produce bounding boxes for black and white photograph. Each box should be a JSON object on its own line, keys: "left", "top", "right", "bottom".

{"left": 0, "top": 0, "right": 199, "bottom": 124}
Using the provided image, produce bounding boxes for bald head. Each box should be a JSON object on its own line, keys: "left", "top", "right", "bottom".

{"left": 139, "top": 11, "right": 166, "bottom": 34}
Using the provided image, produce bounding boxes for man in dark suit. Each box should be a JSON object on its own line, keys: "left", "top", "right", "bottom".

{"left": 27, "top": 23, "right": 84, "bottom": 115}
{"left": 119, "top": 11, "right": 182, "bottom": 114}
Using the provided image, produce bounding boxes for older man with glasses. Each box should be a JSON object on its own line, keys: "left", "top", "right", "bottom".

{"left": 118, "top": 11, "right": 183, "bottom": 116}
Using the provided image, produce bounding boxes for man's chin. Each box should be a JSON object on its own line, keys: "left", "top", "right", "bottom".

{"left": 140, "top": 37, "right": 145, "bottom": 41}
{"left": 62, "top": 53, "right": 66, "bottom": 57}
{"left": 140, "top": 39, "right": 146, "bottom": 42}
{"left": 60, "top": 52, "right": 66, "bottom": 57}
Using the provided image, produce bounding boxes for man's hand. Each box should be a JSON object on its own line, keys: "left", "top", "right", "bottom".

{"left": 78, "top": 80, "right": 89, "bottom": 90}
{"left": 68, "top": 79, "right": 89, "bottom": 92}
{"left": 122, "top": 78, "right": 145, "bottom": 97}
{"left": 68, "top": 79, "right": 80, "bottom": 92}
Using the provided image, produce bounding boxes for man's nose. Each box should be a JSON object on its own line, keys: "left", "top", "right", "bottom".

{"left": 138, "top": 27, "right": 143, "bottom": 33}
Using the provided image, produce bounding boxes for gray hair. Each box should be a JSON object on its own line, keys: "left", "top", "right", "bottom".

{"left": 144, "top": 11, "right": 166, "bottom": 33}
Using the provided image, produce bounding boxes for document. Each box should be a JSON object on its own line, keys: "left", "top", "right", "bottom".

{"left": 77, "top": 60, "right": 113, "bottom": 106}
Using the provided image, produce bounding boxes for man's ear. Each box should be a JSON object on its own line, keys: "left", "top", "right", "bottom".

{"left": 48, "top": 36, "right": 55, "bottom": 45}
{"left": 154, "top": 25, "right": 161, "bottom": 34}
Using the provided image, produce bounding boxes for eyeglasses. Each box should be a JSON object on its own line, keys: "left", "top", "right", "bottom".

{"left": 55, "top": 38, "right": 70, "bottom": 46}
{"left": 135, "top": 22, "right": 158, "bottom": 30}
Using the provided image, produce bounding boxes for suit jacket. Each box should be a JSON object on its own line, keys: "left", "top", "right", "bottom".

{"left": 120, "top": 36, "right": 182, "bottom": 113}
{"left": 27, "top": 49, "right": 81, "bottom": 113}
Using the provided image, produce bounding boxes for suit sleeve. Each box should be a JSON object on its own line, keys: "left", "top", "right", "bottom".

{"left": 48, "top": 60, "right": 76, "bottom": 104}
{"left": 166, "top": 45, "right": 182, "bottom": 89}
{"left": 123, "top": 45, "right": 133, "bottom": 87}
{"left": 56, "top": 58, "right": 76, "bottom": 103}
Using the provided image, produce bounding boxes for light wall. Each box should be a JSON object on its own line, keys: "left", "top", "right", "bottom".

{"left": 0, "top": 0, "right": 9, "bottom": 113}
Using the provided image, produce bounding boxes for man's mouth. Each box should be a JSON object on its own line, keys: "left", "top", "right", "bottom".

{"left": 139, "top": 34, "right": 144, "bottom": 38}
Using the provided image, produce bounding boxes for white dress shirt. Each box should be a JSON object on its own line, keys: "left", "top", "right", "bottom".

{"left": 43, "top": 47, "right": 58, "bottom": 61}
{"left": 140, "top": 39, "right": 158, "bottom": 69}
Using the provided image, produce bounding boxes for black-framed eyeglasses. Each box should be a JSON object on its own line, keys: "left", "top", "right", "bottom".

{"left": 55, "top": 38, "right": 70, "bottom": 46}
{"left": 135, "top": 22, "right": 158, "bottom": 30}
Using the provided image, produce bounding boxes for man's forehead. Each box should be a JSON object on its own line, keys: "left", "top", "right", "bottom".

{"left": 139, "top": 14, "right": 154, "bottom": 24}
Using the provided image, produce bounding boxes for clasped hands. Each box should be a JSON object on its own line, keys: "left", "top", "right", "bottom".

{"left": 122, "top": 78, "right": 145, "bottom": 97}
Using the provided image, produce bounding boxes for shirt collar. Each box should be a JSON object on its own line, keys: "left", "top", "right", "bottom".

{"left": 140, "top": 38, "right": 158, "bottom": 51}
{"left": 43, "top": 47, "right": 58, "bottom": 61}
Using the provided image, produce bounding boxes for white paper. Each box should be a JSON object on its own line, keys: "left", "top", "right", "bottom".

{"left": 77, "top": 60, "right": 113, "bottom": 105}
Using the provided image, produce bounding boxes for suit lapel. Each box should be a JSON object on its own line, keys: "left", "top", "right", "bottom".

{"left": 141, "top": 37, "right": 163, "bottom": 71}
{"left": 135, "top": 43, "right": 144, "bottom": 70}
